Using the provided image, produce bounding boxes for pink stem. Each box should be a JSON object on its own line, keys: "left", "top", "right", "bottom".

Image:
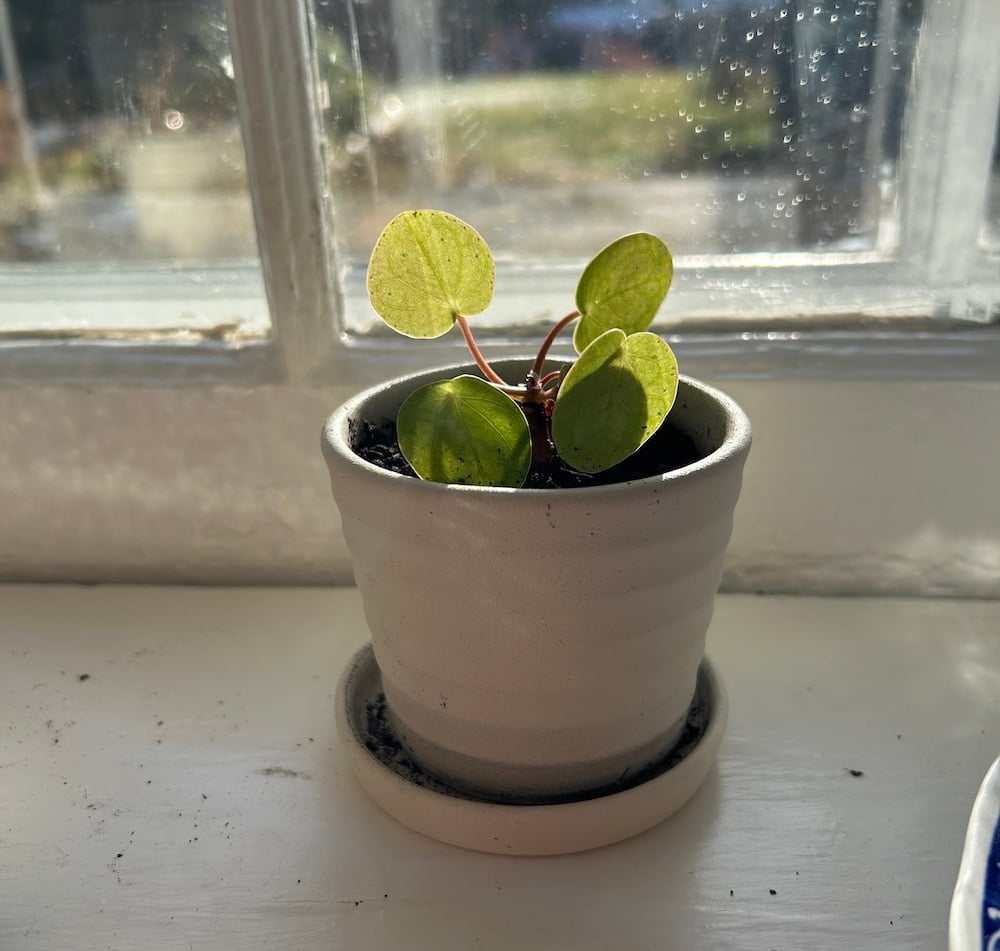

{"left": 532, "top": 310, "right": 580, "bottom": 379}
{"left": 456, "top": 315, "right": 508, "bottom": 386}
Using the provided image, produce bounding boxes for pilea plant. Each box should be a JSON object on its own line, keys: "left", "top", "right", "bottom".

{"left": 366, "top": 209, "right": 679, "bottom": 488}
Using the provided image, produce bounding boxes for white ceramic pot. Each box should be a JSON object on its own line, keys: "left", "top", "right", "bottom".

{"left": 322, "top": 360, "right": 751, "bottom": 802}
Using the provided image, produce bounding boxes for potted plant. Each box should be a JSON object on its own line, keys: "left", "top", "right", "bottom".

{"left": 322, "top": 210, "right": 751, "bottom": 854}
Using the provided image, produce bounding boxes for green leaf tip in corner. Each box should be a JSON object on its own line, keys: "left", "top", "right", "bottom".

{"left": 573, "top": 232, "right": 673, "bottom": 353}
{"left": 397, "top": 375, "right": 531, "bottom": 487}
{"left": 367, "top": 210, "right": 496, "bottom": 339}
{"left": 551, "top": 330, "right": 678, "bottom": 474}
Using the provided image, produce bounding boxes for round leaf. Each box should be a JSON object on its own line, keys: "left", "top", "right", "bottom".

{"left": 397, "top": 376, "right": 531, "bottom": 487}
{"left": 573, "top": 233, "right": 673, "bottom": 353}
{"left": 367, "top": 210, "right": 495, "bottom": 338}
{"left": 552, "top": 330, "right": 678, "bottom": 474}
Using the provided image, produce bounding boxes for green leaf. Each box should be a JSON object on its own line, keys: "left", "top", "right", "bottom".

{"left": 397, "top": 376, "right": 531, "bottom": 487}
{"left": 551, "top": 330, "right": 678, "bottom": 474}
{"left": 367, "top": 210, "right": 495, "bottom": 338}
{"left": 573, "top": 233, "right": 673, "bottom": 353}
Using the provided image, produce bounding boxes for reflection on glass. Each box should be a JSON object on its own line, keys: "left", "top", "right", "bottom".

{"left": 314, "top": 0, "right": 922, "bottom": 261}
{"left": 0, "top": 0, "right": 258, "bottom": 269}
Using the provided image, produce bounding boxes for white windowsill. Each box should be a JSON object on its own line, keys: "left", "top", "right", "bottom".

{"left": 4, "top": 585, "right": 997, "bottom": 949}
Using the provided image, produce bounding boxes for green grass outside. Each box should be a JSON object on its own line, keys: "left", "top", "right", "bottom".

{"left": 392, "top": 69, "right": 780, "bottom": 186}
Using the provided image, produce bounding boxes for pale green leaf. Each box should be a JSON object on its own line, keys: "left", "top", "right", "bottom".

{"left": 573, "top": 233, "right": 673, "bottom": 353}
{"left": 397, "top": 376, "right": 531, "bottom": 487}
{"left": 367, "top": 210, "right": 495, "bottom": 338}
{"left": 552, "top": 330, "right": 678, "bottom": 474}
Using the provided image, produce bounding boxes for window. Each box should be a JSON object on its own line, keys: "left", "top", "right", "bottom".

{"left": 2, "top": 0, "right": 997, "bottom": 379}
{"left": 1, "top": 0, "right": 998, "bottom": 590}
{"left": 324, "top": 0, "right": 913, "bottom": 259}
{"left": 0, "top": 0, "right": 269, "bottom": 346}
{"left": 313, "top": 0, "right": 1000, "bottom": 339}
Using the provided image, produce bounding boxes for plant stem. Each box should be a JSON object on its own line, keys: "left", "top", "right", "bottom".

{"left": 531, "top": 310, "right": 580, "bottom": 379}
{"left": 456, "top": 315, "right": 508, "bottom": 386}
{"left": 522, "top": 398, "right": 555, "bottom": 468}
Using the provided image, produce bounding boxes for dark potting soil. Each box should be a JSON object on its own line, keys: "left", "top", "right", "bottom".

{"left": 351, "top": 416, "right": 703, "bottom": 489}
{"left": 361, "top": 684, "right": 710, "bottom": 806}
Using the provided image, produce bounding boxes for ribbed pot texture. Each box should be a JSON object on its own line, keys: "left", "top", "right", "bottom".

{"left": 322, "top": 360, "right": 750, "bottom": 802}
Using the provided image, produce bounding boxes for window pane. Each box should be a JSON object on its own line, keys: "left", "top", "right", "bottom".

{"left": 315, "top": 0, "right": 922, "bottom": 265}
{"left": 0, "top": 0, "right": 267, "bottom": 333}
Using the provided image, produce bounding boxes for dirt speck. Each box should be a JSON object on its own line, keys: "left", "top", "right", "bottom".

{"left": 258, "top": 767, "right": 310, "bottom": 779}
{"left": 77, "top": 674, "right": 91, "bottom": 682}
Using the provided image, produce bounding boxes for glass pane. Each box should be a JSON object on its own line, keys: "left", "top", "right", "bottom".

{"left": 0, "top": 0, "right": 267, "bottom": 333}
{"left": 314, "top": 0, "right": 922, "bottom": 265}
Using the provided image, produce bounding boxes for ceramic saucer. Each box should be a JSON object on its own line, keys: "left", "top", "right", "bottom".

{"left": 335, "top": 643, "right": 727, "bottom": 855}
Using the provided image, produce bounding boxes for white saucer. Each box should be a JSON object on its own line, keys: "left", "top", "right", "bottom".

{"left": 950, "top": 755, "right": 1000, "bottom": 951}
{"left": 335, "top": 643, "right": 728, "bottom": 855}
